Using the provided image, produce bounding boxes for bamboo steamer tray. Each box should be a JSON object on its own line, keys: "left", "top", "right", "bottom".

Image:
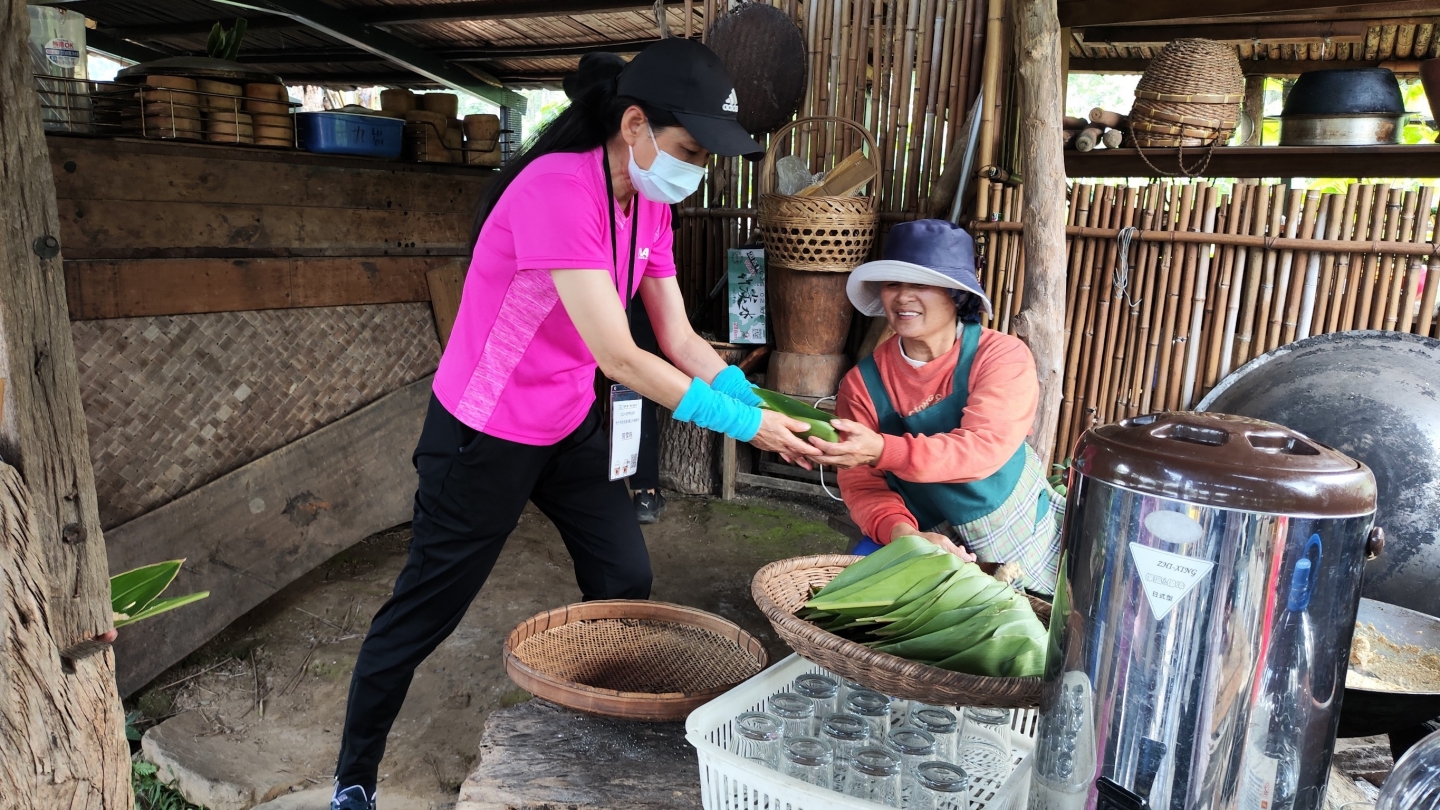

{"left": 250, "top": 113, "right": 293, "bottom": 128}
{"left": 503, "top": 600, "right": 768, "bottom": 722}
{"left": 245, "top": 82, "right": 287, "bottom": 100}
{"left": 381, "top": 88, "right": 416, "bottom": 113}
{"left": 752, "top": 555, "right": 1050, "bottom": 708}
{"left": 253, "top": 137, "right": 294, "bottom": 148}
{"left": 197, "top": 79, "right": 242, "bottom": 110}
{"left": 142, "top": 115, "right": 202, "bottom": 138}
{"left": 253, "top": 124, "right": 294, "bottom": 141}
{"left": 140, "top": 88, "right": 199, "bottom": 106}
{"left": 144, "top": 74, "right": 196, "bottom": 91}
{"left": 421, "top": 92, "right": 459, "bottom": 119}
{"left": 244, "top": 98, "right": 291, "bottom": 115}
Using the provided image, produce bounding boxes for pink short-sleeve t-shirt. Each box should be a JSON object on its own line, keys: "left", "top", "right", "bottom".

{"left": 432, "top": 146, "right": 676, "bottom": 445}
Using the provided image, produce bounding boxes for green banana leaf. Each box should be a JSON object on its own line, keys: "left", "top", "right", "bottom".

{"left": 752, "top": 386, "right": 840, "bottom": 443}
{"left": 811, "top": 535, "right": 934, "bottom": 598}
{"left": 205, "top": 22, "right": 224, "bottom": 58}
{"left": 117, "top": 591, "right": 211, "bottom": 628}
{"left": 111, "top": 559, "right": 209, "bottom": 628}
{"left": 224, "top": 18, "right": 248, "bottom": 61}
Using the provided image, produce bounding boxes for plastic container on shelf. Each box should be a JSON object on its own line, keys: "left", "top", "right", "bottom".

{"left": 295, "top": 111, "right": 404, "bottom": 158}
{"left": 685, "top": 653, "right": 1037, "bottom": 810}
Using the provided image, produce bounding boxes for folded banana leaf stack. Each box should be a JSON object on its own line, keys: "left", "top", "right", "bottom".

{"left": 798, "top": 536, "right": 1047, "bottom": 678}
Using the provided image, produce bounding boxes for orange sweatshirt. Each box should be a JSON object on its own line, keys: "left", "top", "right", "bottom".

{"left": 835, "top": 328, "right": 1038, "bottom": 543}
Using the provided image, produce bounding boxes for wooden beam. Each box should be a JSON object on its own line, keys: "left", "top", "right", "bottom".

{"left": 234, "top": 38, "right": 657, "bottom": 65}
{"left": 1066, "top": 144, "right": 1440, "bottom": 177}
{"left": 208, "top": 0, "right": 526, "bottom": 110}
{"left": 1068, "top": 57, "right": 1419, "bottom": 74}
{"left": 1059, "top": 0, "right": 1431, "bottom": 28}
{"left": 63, "top": 256, "right": 441, "bottom": 320}
{"left": 1, "top": 0, "right": 112, "bottom": 658}
{"left": 425, "top": 259, "right": 467, "bottom": 348}
{"left": 0, "top": 0, "right": 130, "bottom": 805}
{"left": 356, "top": 0, "right": 655, "bottom": 26}
{"left": 103, "top": 15, "right": 304, "bottom": 39}
{"left": 1013, "top": 0, "right": 1068, "bottom": 468}
{"left": 106, "top": 377, "right": 431, "bottom": 696}
{"left": 1090, "top": 1, "right": 1440, "bottom": 26}
{"left": 1079, "top": 20, "right": 1370, "bottom": 44}
{"left": 84, "top": 29, "right": 170, "bottom": 63}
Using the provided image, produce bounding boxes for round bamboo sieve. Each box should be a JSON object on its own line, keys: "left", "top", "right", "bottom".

{"left": 503, "top": 600, "right": 768, "bottom": 722}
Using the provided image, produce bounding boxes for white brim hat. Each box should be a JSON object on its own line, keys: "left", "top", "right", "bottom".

{"left": 846, "top": 260, "right": 994, "bottom": 318}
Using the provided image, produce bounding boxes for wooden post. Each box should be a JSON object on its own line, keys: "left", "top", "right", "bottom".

{"left": 1, "top": 2, "right": 130, "bottom": 805}
{"left": 1011, "top": 0, "right": 1066, "bottom": 466}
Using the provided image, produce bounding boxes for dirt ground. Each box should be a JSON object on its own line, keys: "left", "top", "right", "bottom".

{"left": 127, "top": 492, "right": 850, "bottom": 809}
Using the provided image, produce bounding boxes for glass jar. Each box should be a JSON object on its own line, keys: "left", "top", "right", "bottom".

{"left": 912, "top": 761, "right": 972, "bottom": 810}
{"left": 1377, "top": 727, "right": 1440, "bottom": 810}
{"left": 889, "top": 727, "right": 938, "bottom": 806}
{"left": 958, "top": 708, "right": 1012, "bottom": 781}
{"left": 846, "top": 689, "right": 894, "bottom": 741}
{"left": 793, "top": 673, "right": 841, "bottom": 721}
{"left": 730, "top": 711, "right": 783, "bottom": 770}
{"left": 767, "top": 692, "right": 817, "bottom": 739}
{"left": 821, "top": 713, "right": 871, "bottom": 793}
{"left": 781, "top": 736, "right": 834, "bottom": 788}
{"left": 911, "top": 707, "right": 960, "bottom": 763}
{"left": 843, "top": 746, "right": 904, "bottom": 807}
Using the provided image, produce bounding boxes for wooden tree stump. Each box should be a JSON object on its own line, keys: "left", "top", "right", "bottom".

{"left": 0, "top": 464, "right": 130, "bottom": 809}
{"left": 656, "top": 347, "right": 748, "bottom": 496}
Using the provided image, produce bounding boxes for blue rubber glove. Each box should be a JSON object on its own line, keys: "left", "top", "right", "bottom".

{"left": 710, "top": 365, "right": 763, "bottom": 407}
{"left": 672, "top": 378, "right": 763, "bottom": 442}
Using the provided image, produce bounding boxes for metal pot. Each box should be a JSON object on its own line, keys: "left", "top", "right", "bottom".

{"left": 1279, "top": 67, "right": 1407, "bottom": 146}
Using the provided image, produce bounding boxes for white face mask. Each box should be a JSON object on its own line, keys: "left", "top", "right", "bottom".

{"left": 627, "top": 125, "right": 706, "bottom": 204}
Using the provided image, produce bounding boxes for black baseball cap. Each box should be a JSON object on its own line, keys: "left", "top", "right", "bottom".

{"left": 617, "top": 38, "right": 764, "bottom": 158}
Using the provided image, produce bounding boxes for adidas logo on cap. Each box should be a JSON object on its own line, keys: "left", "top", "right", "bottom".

{"left": 722, "top": 89, "right": 739, "bottom": 114}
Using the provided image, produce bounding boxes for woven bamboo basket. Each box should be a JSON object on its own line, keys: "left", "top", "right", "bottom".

{"left": 752, "top": 555, "right": 1049, "bottom": 708}
{"left": 758, "top": 116, "right": 879, "bottom": 272}
{"left": 1128, "top": 39, "right": 1243, "bottom": 148}
{"left": 502, "top": 600, "right": 768, "bottom": 722}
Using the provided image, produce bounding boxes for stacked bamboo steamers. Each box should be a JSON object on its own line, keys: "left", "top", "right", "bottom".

{"left": 757, "top": 117, "right": 880, "bottom": 397}
{"left": 128, "top": 75, "right": 293, "bottom": 146}
{"left": 379, "top": 89, "right": 502, "bottom": 166}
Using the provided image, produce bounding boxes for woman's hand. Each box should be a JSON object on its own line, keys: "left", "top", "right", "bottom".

{"left": 892, "top": 523, "right": 977, "bottom": 562}
{"left": 807, "top": 418, "right": 887, "bottom": 469}
{"left": 752, "top": 410, "right": 823, "bottom": 466}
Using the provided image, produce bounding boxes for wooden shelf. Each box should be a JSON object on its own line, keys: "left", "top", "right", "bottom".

{"left": 1065, "top": 144, "right": 1440, "bottom": 178}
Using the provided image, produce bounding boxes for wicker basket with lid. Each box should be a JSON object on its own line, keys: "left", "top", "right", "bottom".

{"left": 1128, "top": 39, "right": 1244, "bottom": 148}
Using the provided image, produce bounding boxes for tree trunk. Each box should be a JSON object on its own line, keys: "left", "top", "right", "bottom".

{"left": 0, "top": 464, "right": 131, "bottom": 809}
{"left": 0, "top": 3, "right": 131, "bottom": 806}
{"left": 1011, "top": 0, "right": 1068, "bottom": 466}
{"left": 2, "top": 0, "right": 113, "bottom": 656}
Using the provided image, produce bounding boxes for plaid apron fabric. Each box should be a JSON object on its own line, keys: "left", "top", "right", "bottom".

{"left": 935, "top": 443, "right": 1063, "bottom": 594}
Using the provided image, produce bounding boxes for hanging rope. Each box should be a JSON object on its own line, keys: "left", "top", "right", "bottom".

{"left": 1114, "top": 226, "right": 1144, "bottom": 310}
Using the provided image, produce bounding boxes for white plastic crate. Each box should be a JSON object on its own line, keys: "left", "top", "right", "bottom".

{"left": 686, "top": 654, "right": 1036, "bottom": 810}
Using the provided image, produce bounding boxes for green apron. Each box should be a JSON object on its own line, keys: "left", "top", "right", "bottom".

{"left": 858, "top": 322, "right": 1061, "bottom": 593}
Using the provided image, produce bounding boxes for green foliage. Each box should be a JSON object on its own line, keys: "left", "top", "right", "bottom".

{"left": 133, "top": 760, "right": 204, "bottom": 810}
{"left": 205, "top": 19, "right": 247, "bottom": 62}
{"left": 125, "top": 710, "right": 144, "bottom": 742}
{"left": 1047, "top": 457, "right": 1073, "bottom": 498}
{"left": 112, "top": 560, "right": 209, "bottom": 628}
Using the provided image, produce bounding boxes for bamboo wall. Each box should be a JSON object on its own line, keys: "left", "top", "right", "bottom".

{"left": 977, "top": 180, "right": 1440, "bottom": 461}
{"left": 677, "top": 0, "right": 991, "bottom": 335}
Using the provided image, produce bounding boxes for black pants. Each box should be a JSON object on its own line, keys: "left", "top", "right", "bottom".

{"left": 334, "top": 395, "right": 652, "bottom": 789}
{"left": 629, "top": 297, "right": 661, "bottom": 492}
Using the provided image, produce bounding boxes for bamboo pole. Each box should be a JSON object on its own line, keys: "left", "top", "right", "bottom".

{"left": 1080, "top": 187, "right": 1120, "bottom": 430}
{"left": 1254, "top": 188, "right": 1298, "bottom": 356}
{"left": 1398, "top": 187, "right": 1434, "bottom": 333}
{"left": 1143, "top": 183, "right": 1184, "bottom": 413}
{"left": 1353, "top": 183, "right": 1389, "bottom": 330}
{"left": 1156, "top": 183, "right": 1198, "bottom": 410}
{"left": 1091, "top": 186, "right": 1129, "bottom": 422}
{"left": 1101, "top": 187, "right": 1142, "bottom": 421}
{"left": 1279, "top": 191, "right": 1319, "bottom": 347}
{"left": 1320, "top": 189, "right": 1355, "bottom": 336}
{"left": 1192, "top": 191, "right": 1230, "bottom": 400}
{"left": 1206, "top": 183, "right": 1250, "bottom": 390}
{"left": 973, "top": 0, "right": 1004, "bottom": 219}
{"left": 1231, "top": 183, "right": 1273, "bottom": 370}
{"left": 1126, "top": 186, "right": 1166, "bottom": 417}
{"left": 1378, "top": 188, "right": 1411, "bottom": 331}
{"left": 1061, "top": 185, "right": 1106, "bottom": 452}
{"left": 1296, "top": 195, "right": 1331, "bottom": 341}
{"left": 1182, "top": 185, "right": 1221, "bottom": 408}
{"left": 1056, "top": 184, "right": 1092, "bottom": 454}
{"left": 1165, "top": 182, "right": 1205, "bottom": 410}
{"left": 1338, "top": 183, "right": 1374, "bottom": 331}
{"left": 1221, "top": 183, "right": 1266, "bottom": 378}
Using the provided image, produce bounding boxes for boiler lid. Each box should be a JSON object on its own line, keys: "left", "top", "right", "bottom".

{"left": 1074, "top": 411, "right": 1376, "bottom": 517}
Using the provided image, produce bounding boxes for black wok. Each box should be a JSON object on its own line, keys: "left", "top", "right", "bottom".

{"left": 1338, "top": 598, "right": 1440, "bottom": 738}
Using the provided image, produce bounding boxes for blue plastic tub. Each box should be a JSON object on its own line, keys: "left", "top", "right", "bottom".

{"left": 295, "top": 111, "right": 405, "bottom": 159}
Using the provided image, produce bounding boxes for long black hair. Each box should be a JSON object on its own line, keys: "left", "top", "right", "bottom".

{"left": 469, "top": 52, "right": 680, "bottom": 247}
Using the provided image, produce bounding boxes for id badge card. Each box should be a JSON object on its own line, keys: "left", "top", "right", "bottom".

{"left": 608, "top": 384, "right": 643, "bottom": 481}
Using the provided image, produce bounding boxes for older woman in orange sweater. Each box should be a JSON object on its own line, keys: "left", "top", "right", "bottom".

{"left": 806, "top": 219, "right": 1062, "bottom": 594}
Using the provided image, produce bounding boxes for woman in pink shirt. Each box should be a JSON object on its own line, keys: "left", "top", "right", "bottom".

{"left": 330, "top": 41, "right": 817, "bottom": 810}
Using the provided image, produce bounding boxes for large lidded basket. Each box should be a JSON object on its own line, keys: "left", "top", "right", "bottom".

{"left": 752, "top": 555, "right": 1050, "bottom": 707}
{"left": 757, "top": 115, "right": 879, "bottom": 272}
{"left": 1128, "top": 38, "right": 1244, "bottom": 147}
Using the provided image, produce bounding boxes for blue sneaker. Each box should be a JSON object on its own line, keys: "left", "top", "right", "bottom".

{"left": 331, "top": 785, "right": 375, "bottom": 810}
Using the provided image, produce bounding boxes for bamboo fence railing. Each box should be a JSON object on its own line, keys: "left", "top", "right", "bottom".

{"left": 973, "top": 180, "right": 1440, "bottom": 461}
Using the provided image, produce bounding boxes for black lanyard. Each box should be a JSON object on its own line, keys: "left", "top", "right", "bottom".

{"left": 601, "top": 146, "right": 639, "bottom": 311}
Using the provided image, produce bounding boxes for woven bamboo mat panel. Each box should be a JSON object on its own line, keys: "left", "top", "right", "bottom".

{"left": 72, "top": 304, "right": 440, "bottom": 529}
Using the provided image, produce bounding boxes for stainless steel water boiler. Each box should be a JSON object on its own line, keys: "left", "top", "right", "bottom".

{"left": 1029, "top": 412, "right": 1379, "bottom": 810}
